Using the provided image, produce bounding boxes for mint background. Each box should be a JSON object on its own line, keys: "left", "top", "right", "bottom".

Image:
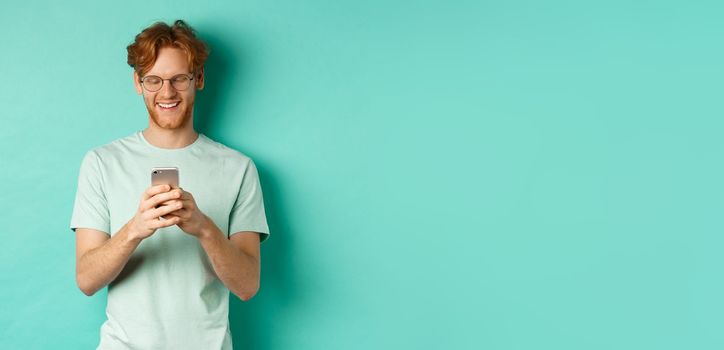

{"left": 1, "top": 1, "right": 722, "bottom": 349}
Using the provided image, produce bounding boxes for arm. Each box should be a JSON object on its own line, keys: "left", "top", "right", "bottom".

{"left": 197, "top": 220, "right": 261, "bottom": 302}
{"left": 75, "top": 184, "right": 183, "bottom": 296}
{"left": 75, "top": 224, "right": 141, "bottom": 296}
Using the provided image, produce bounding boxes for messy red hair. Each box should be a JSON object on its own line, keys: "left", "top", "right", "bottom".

{"left": 127, "top": 20, "right": 209, "bottom": 77}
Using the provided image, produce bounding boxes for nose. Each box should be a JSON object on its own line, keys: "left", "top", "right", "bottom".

{"left": 158, "top": 79, "right": 177, "bottom": 98}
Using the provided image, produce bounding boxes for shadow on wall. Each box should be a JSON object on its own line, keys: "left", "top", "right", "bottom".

{"left": 193, "top": 25, "right": 234, "bottom": 134}
{"left": 193, "top": 25, "right": 301, "bottom": 350}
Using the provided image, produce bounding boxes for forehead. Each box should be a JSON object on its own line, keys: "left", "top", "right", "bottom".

{"left": 145, "top": 47, "right": 191, "bottom": 76}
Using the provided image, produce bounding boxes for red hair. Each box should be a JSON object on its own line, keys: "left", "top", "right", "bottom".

{"left": 126, "top": 20, "right": 209, "bottom": 77}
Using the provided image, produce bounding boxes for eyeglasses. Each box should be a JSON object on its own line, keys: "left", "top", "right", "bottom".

{"left": 140, "top": 73, "right": 194, "bottom": 92}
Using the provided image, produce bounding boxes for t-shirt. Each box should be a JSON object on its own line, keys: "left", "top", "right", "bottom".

{"left": 70, "top": 130, "right": 270, "bottom": 350}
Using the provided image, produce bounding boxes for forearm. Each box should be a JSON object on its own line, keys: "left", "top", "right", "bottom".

{"left": 198, "top": 223, "right": 260, "bottom": 301}
{"left": 76, "top": 222, "right": 141, "bottom": 296}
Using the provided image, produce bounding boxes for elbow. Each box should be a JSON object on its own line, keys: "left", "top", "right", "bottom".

{"left": 78, "top": 284, "right": 97, "bottom": 297}
{"left": 78, "top": 283, "right": 97, "bottom": 297}
{"left": 233, "top": 283, "right": 260, "bottom": 302}
{"left": 76, "top": 274, "right": 98, "bottom": 297}
{"left": 237, "top": 293, "right": 254, "bottom": 302}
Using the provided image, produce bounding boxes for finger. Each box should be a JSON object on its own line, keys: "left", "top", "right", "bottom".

{"left": 151, "top": 215, "right": 180, "bottom": 229}
{"left": 168, "top": 208, "right": 189, "bottom": 219}
{"left": 171, "top": 187, "right": 191, "bottom": 198}
{"left": 155, "top": 198, "right": 183, "bottom": 210}
{"left": 164, "top": 212, "right": 180, "bottom": 220}
{"left": 172, "top": 189, "right": 189, "bottom": 201}
{"left": 143, "top": 184, "right": 171, "bottom": 201}
{"left": 146, "top": 200, "right": 183, "bottom": 220}
{"left": 143, "top": 189, "right": 183, "bottom": 211}
{"left": 156, "top": 189, "right": 185, "bottom": 208}
{"left": 162, "top": 213, "right": 181, "bottom": 223}
{"left": 161, "top": 192, "right": 193, "bottom": 210}
{"left": 174, "top": 194, "right": 196, "bottom": 209}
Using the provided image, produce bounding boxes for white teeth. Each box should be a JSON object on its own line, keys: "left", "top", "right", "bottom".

{"left": 158, "top": 102, "right": 179, "bottom": 108}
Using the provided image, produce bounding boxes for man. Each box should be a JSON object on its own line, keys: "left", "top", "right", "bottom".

{"left": 70, "top": 20, "right": 270, "bottom": 349}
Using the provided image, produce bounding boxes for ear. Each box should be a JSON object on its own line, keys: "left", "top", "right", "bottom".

{"left": 196, "top": 67, "right": 205, "bottom": 90}
{"left": 133, "top": 71, "right": 143, "bottom": 95}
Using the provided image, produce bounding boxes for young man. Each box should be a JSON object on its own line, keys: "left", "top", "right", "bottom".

{"left": 70, "top": 20, "right": 269, "bottom": 349}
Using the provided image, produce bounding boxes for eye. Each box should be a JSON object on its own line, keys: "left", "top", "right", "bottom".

{"left": 172, "top": 75, "right": 190, "bottom": 83}
{"left": 144, "top": 76, "right": 162, "bottom": 84}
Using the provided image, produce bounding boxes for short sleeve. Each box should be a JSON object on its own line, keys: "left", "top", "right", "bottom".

{"left": 70, "top": 150, "right": 110, "bottom": 234}
{"left": 228, "top": 159, "right": 270, "bottom": 243}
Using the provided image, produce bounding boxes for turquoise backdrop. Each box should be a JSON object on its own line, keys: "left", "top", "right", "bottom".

{"left": 1, "top": 1, "right": 722, "bottom": 349}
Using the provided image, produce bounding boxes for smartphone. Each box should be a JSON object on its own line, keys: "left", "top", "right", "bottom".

{"left": 151, "top": 167, "right": 179, "bottom": 219}
{"left": 151, "top": 167, "right": 179, "bottom": 188}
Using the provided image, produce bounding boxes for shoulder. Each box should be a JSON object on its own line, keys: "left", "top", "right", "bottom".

{"left": 84, "top": 132, "right": 139, "bottom": 161}
{"left": 200, "top": 134, "right": 256, "bottom": 168}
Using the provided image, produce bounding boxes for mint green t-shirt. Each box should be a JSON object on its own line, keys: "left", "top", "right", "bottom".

{"left": 70, "top": 130, "right": 270, "bottom": 350}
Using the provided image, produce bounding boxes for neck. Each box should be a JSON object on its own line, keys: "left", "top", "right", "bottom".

{"left": 142, "top": 125, "right": 199, "bottom": 149}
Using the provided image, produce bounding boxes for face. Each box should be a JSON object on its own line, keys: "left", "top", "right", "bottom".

{"left": 134, "top": 47, "right": 204, "bottom": 130}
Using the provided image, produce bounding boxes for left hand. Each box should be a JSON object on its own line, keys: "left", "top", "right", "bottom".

{"left": 161, "top": 187, "right": 212, "bottom": 238}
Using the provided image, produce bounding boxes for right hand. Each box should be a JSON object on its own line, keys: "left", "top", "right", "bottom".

{"left": 127, "top": 184, "right": 184, "bottom": 241}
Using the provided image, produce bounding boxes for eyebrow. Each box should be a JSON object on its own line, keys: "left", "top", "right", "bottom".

{"left": 143, "top": 72, "right": 192, "bottom": 77}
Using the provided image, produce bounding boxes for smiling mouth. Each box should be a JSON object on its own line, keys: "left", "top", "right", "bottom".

{"left": 157, "top": 102, "right": 180, "bottom": 110}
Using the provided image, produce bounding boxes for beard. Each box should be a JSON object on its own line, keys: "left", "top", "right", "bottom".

{"left": 145, "top": 98, "right": 194, "bottom": 130}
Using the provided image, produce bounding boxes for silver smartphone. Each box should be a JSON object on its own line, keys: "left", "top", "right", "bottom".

{"left": 151, "top": 167, "right": 179, "bottom": 219}
{"left": 151, "top": 167, "right": 179, "bottom": 188}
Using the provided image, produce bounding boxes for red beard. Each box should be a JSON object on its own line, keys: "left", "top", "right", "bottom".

{"left": 146, "top": 100, "right": 194, "bottom": 130}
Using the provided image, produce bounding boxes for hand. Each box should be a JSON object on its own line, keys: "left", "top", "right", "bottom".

{"left": 162, "top": 187, "right": 212, "bottom": 238}
{"left": 127, "top": 184, "right": 183, "bottom": 241}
